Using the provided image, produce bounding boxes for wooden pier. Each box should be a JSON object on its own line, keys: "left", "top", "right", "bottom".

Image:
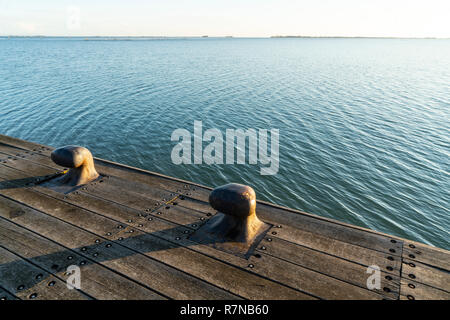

{"left": 0, "top": 134, "right": 448, "bottom": 300}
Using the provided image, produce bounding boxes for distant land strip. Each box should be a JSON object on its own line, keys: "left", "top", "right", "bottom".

{"left": 0, "top": 35, "right": 449, "bottom": 40}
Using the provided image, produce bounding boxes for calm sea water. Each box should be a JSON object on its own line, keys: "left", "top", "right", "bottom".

{"left": 0, "top": 37, "right": 448, "bottom": 249}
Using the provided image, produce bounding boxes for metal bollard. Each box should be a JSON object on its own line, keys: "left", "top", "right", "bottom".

{"left": 189, "top": 183, "right": 271, "bottom": 258}
{"left": 50, "top": 146, "right": 99, "bottom": 187}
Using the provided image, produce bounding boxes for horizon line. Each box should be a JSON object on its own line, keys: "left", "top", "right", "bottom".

{"left": 1, "top": 35, "right": 450, "bottom": 40}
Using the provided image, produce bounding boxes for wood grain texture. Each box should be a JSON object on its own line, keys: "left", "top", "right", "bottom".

{"left": 399, "top": 279, "right": 450, "bottom": 300}
{"left": 1, "top": 134, "right": 449, "bottom": 300}
{"left": 0, "top": 245, "right": 90, "bottom": 300}
{"left": 0, "top": 193, "right": 240, "bottom": 300}
{"left": 0, "top": 160, "right": 386, "bottom": 299}
{"left": 0, "top": 167, "right": 309, "bottom": 300}
{"left": 0, "top": 286, "right": 18, "bottom": 300}
{"left": 0, "top": 216, "right": 166, "bottom": 300}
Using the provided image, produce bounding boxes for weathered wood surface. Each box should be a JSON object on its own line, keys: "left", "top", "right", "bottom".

{"left": 0, "top": 134, "right": 449, "bottom": 300}
{"left": 0, "top": 215, "right": 167, "bottom": 300}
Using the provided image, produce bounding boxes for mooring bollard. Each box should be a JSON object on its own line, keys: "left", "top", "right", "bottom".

{"left": 50, "top": 146, "right": 99, "bottom": 186}
{"left": 189, "top": 183, "right": 270, "bottom": 257}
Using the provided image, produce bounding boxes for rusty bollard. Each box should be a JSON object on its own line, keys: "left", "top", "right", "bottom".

{"left": 50, "top": 146, "right": 99, "bottom": 187}
{"left": 189, "top": 183, "right": 270, "bottom": 257}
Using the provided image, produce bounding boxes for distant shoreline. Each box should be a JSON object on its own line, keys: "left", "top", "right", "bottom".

{"left": 0, "top": 35, "right": 449, "bottom": 40}
{"left": 270, "top": 35, "right": 447, "bottom": 39}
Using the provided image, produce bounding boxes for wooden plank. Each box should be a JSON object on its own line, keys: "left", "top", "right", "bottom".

{"left": 257, "top": 224, "right": 402, "bottom": 276}
{"left": 402, "top": 242, "right": 450, "bottom": 271}
{"left": 255, "top": 236, "right": 400, "bottom": 299}
{"left": 0, "top": 194, "right": 241, "bottom": 300}
{"left": 0, "top": 216, "right": 167, "bottom": 300}
{"left": 79, "top": 178, "right": 205, "bottom": 226}
{"left": 0, "top": 172, "right": 308, "bottom": 300}
{"left": 0, "top": 162, "right": 387, "bottom": 299}
{"left": 0, "top": 286, "right": 18, "bottom": 300}
{"left": 83, "top": 178, "right": 208, "bottom": 226}
{"left": 401, "top": 258, "right": 450, "bottom": 292}
{"left": 0, "top": 143, "right": 33, "bottom": 159}
{"left": 95, "top": 158, "right": 212, "bottom": 203}
{"left": 0, "top": 135, "right": 51, "bottom": 151}
{"left": 0, "top": 245, "right": 90, "bottom": 300}
{"left": 0, "top": 143, "right": 59, "bottom": 171}
{"left": 0, "top": 155, "right": 58, "bottom": 186}
{"left": 258, "top": 203, "right": 403, "bottom": 257}
{"left": 399, "top": 279, "right": 450, "bottom": 300}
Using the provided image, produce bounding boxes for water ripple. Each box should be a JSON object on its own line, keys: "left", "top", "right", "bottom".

{"left": 0, "top": 38, "right": 449, "bottom": 249}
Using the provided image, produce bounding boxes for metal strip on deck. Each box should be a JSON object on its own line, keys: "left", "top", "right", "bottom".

{"left": 0, "top": 134, "right": 449, "bottom": 300}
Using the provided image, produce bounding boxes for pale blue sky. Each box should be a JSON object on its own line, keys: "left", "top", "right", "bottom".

{"left": 1, "top": 0, "right": 449, "bottom": 37}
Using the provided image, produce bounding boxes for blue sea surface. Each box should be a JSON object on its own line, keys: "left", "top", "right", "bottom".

{"left": 0, "top": 37, "right": 448, "bottom": 249}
